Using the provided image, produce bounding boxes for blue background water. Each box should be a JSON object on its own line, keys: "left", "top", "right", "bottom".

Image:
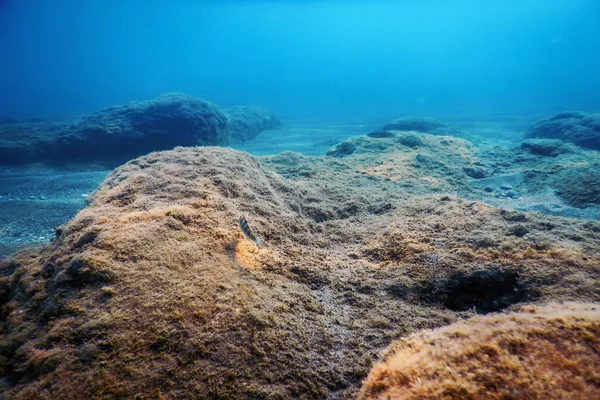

{"left": 1, "top": 0, "right": 599, "bottom": 120}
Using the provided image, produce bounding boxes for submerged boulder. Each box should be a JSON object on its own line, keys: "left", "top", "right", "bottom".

{"left": 525, "top": 111, "right": 600, "bottom": 151}
{"left": 554, "top": 162, "right": 600, "bottom": 207}
{"left": 463, "top": 165, "right": 487, "bottom": 179}
{"left": 520, "top": 138, "right": 569, "bottom": 157}
{"left": 0, "top": 120, "right": 68, "bottom": 164}
{"left": 382, "top": 117, "right": 468, "bottom": 140}
{"left": 0, "top": 94, "right": 283, "bottom": 167}
{"left": 225, "top": 105, "right": 282, "bottom": 142}
{"left": 359, "top": 303, "right": 600, "bottom": 400}
{"left": 38, "top": 93, "right": 229, "bottom": 165}
{"left": 326, "top": 140, "right": 357, "bottom": 157}
{"left": 367, "top": 130, "right": 396, "bottom": 138}
{"left": 397, "top": 132, "right": 423, "bottom": 147}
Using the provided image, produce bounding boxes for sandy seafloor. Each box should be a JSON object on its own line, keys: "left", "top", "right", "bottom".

{"left": 1, "top": 116, "right": 598, "bottom": 260}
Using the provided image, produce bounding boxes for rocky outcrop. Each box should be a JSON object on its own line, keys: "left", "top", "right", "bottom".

{"left": 520, "top": 138, "right": 570, "bottom": 157}
{"left": 397, "top": 132, "right": 423, "bottom": 147}
{"left": 326, "top": 140, "right": 357, "bottom": 156}
{"left": 1, "top": 144, "right": 599, "bottom": 399}
{"left": 525, "top": 111, "right": 600, "bottom": 151}
{"left": 555, "top": 162, "right": 600, "bottom": 207}
{"left": 0, "top": 120, "right": 66, "bottom": 164}
{"left": 462, "top": 166, "right": 488, "bottom": 179}
{"left": 38, "top": 93, "right": 229, "bottom": 165}
{"left": 382, "top": 117, "right": 465, "bottom": 138}
{"left": 225, "top": 105, "right": 282, "bottom": 142}
{"left": 359, "top": 303, "right": 600, "bottom": 400}
{"left": 0, "top": 94, "right": 282, "bottom": 167}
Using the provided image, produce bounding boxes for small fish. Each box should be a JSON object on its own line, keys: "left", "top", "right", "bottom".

{"left": 238, "top": 213, "right": 262, "bottom": 247}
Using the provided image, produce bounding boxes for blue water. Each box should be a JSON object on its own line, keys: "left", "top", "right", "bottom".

{"left": 1, "top": 0, "right": 599, "bottom": 120}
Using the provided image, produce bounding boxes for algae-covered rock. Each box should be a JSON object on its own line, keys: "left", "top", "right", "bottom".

{"left": 225, "top": 105, "right": 282, "bottom": 142}
{"left": 463, "top": 166, "right": 487, "bottom": 179}
{"left": 397, "top": 132, "right": 423, "bottom": 147}
{"left": 2, "top": 143, "right": 599, "bottom": 399}
{"left": 0, "top": 93, "right": 235, "bottom": 167}
{"left": 521, "top": 138, "right": 569, "bottom": 157}
{"left": 525, "top": 111, "right": 600, "bottom": 151}
{"left": 382, "top": 117, "right": 470, "bottom": 141}
{"left": 555, "top": 163, "right": 600, "bottom": 207}
{"left": 367, "top": 130, "right": 396, "bottom": 138}
{"left": 0, "top": 96, "right": 284, "bottom": 167}
{"left": 326, "top": 140, "right": 357, "bottom": 156}
{"left": 38, "top": 93, "right": 229, "bottom": 166}
{"left": 359, "top": 303, "right": 600, "bottom": 400}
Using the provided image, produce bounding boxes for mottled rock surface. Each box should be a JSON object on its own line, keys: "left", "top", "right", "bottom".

{"left": 359, "top": 303, "right": 600, "bottom": 400}
{"left": 1, "top": 142, "right": 599, "bottom": 399}
{"left": 555, "top": 162, "right": 600, "bottom": 207}
{"left": 0, "top": 120, "right": 66, "bottom": 164}
{"left": 225, "top": 105, "right": 282, "bottom": 142}
{"left": 367, "top": 130, "right": 395, "bottom": 138}
{"left": 40, "top": 93, "right": 229, "bottom": 165}
{"left": 381, "top": 117, "right": 468, "bottom": 140}
{"left": 0, "top": 94, "right": 282, "bottom": 167}
{"left": 397, "top": 133, "right": 423, "bottom": 147}
{"left": 525, "top": 111, "right": 600, "bottom": 151}
{"left": 326, "top": 140, "right": 357, "bottom": 156}
{"left": 463, "top": 166, "right": 487, "bottom": 179}
{"left": 521, "top": 138, "right": 570, "bottom": 157}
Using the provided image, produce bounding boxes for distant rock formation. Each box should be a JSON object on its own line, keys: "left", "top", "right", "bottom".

{"left": 0, "top": 120, "right": 65, "bottom": 164}
{"left": 525, "top": 111, "right": 600, "bottom": 151}
{"left": 39, "top": 93, "right": 229, "bottom": 165}
{"left": 359, "top": 303, "right": 600, "bottom": 400}
{"left": 397, "top": 132, "right": 423, "bottom": 147}
{"left": 225, "top": 105, "right": 282, "bottom": 142}
{"left": 554, "top": 162, "right": 600, "bottom": 207}
{"left": 381, "top": 116, "right": 474, "bottom": 142}
{"left": 382, "top": 117, "right": 447, "bottom": 133}
{"left": 382, "top": 116, "right": 461, "bottom": 135}
{"left": 462, "top": 166, "right": 488, "bottom": 179}
{"left": 0, "top": 93, "right": 281, "bottom": 167}
{"left": 326, "top": 140, "right": 357, "bottom": 156}
{"left": 520, "top": 138, "right": 571, "bottom": 157}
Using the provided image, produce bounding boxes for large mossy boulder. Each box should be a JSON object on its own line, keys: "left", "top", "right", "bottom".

{"left": 39, "top": 93, "right": 229, "bottom": 165}
{"left": 382, "top": 117, "right": 468, "bottom": 140}
{"left": 525, "top": 111, "right": 600, "bottom": 151}
{"left": 520, "top": 138, "right": 569, "bottom": 157}
{"left": 0, "top": 95, "right": 285, "bottom": 167}
{"left": 359, "top": 303, "right": 600, "bottom": 400}
{"left": 554, "top": 162, "right": 600, "bottom": 207}
{"left": 225, "top": 106, "right": 282, "bottom": 142}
